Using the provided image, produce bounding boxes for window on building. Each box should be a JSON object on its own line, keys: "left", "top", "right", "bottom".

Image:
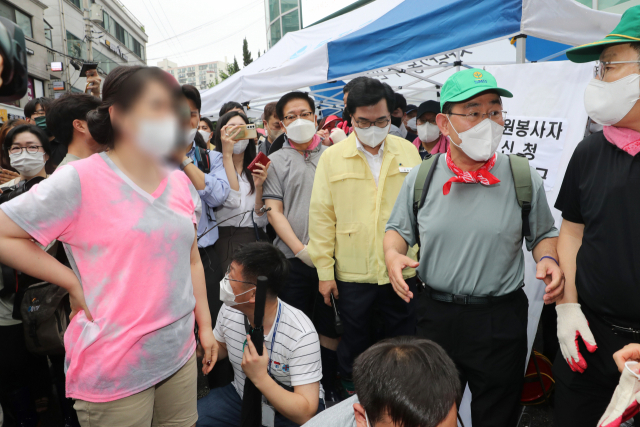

{"left": 269, "top": 20, "right": 281, "bottom": 48}
{"left": 15, "top": 10, "right": 32, "bottom": 38}
{"left": 69, "top": 0, "right": 81, "bottom": 9}
{"left": 0, "top": 1, "right": 33, "bottom": 39}
{"left": 268, "top": 0, "right": 279, "bottom": 23}
{"left": 282, "top": 8, "right": 299, "bottom": 36}
{"left": 67, "top": 31, "right": 86, "bottom": 60}
{"left": 199, "top": 65, "right": 207, "bottom": 70}
{"left": 94, "top": 49, "right": 116, "bottom": 74}
{"left": 281, "top": 0, "right": 298, "bottom": 14}
{"left": 44, "top": 22, "right": 53, "bottom": 48}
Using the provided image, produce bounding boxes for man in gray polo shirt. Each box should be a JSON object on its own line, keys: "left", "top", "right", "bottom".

{"left": 263, "top": 91, "right": 340, "bottom": 401}
{"left": 384, "top": 69, "right": 564, "bottom": 427}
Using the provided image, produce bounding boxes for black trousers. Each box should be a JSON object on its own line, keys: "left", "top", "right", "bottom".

{"left": 336, "top": 278, "right": 417, "bottom": 378}
{"left": 554, "top": 302, "right": 640, "bottom": 427}
{"left": 278, "top": 258, "right": 337, "bottom": 338}
{"left": 416, "top": 288, "right": 528, "bottom": 427}
{"left": 198, "top": 244, "right": 234, "bottom": 389}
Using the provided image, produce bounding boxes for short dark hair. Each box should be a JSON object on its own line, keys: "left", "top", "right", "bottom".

{"left": 263, "top": 102, "right": 278, "bottom": 122}
{"left": 24, "top": 97, "right": 51, "bottom": 119}
{"left": 219, "top": 101, "right": 243, "bottom": 117}
{"left": 46, "top": 94, "right": 101, "bottom": 146}
{"left": 346, "top": 79, "right": 395, "bottom": 116}
{"left": 87, "top": 66, "right": 182, "bottom": 148}
{"left": 343, "top": 76, "right": 370, "bottom": 95}
{"left": 275, "top": 91, "right": 315, "bottom": 121}
{"left": 394, "top": 93, "right": 407, "bottom": 113}
{"left": 353, "top": 336, "right": 461, "bottom": 427}
{"left": 200, "top": 117, "right": 215, "bottom": 132}
{"left": 182, "top": 84, "right": 201, "bottom": 112}
{"left": 231, "top": 242, "right": 290, "bottom": 298}
{"left": 4, "top": 124, "right": 52, "bottom": 157}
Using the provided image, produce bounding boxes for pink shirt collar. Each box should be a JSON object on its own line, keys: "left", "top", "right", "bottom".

{"left": 603, "top": 125, "right": 640, "bottom": 156}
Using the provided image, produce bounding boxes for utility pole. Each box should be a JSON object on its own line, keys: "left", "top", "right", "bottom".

{"left": 83, "top": 0, "right": 93, "bottom": 61}
{"left": 58, "top": 0, "right": 72, "bottom": 93}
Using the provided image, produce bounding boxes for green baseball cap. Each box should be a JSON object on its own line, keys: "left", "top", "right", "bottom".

{"left": 566, "top": 5, "right": 640, "bottom": 63}
{"left": 440, "top": 68, "right": 513, "bottom": 110}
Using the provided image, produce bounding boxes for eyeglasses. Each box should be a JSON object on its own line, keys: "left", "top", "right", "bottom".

{"left": 448, "top": 110, "right": 507, "bottom": 124}
{"left": 225, "top": 269, "right": 256, "bottom": 287}
{"left": 594, "top": 60, "right": 640, "bottom": 80}
{"left": 354, "top": 117, "right": 391, "bottom": 129}
{"left": 282, "top": 111, "right": 314, "bottom": 123}
{"left": 9, "top": 145, "right": 44, "bottom": 155}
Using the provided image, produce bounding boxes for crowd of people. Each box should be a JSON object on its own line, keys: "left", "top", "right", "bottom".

{"left": 0, "top": 6, "right": 639, "bottom": 427}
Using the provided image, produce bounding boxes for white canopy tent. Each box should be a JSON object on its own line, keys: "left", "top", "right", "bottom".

{"left": 200, "top": 0, "right": 619, "bottom": 119}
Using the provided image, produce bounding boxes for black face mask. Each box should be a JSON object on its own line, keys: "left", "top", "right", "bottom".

{"left": 342, "top": 108, "right": 351, "bottom": 127}
{"left": 391, "top": 116, "right": 402, "bottom": 128}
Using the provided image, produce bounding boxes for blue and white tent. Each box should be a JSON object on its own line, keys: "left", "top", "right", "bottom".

{"left": 200, "top": 0, "right": 619, "bottom": 118}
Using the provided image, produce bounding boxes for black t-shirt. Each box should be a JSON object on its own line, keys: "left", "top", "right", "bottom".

{"left": 555, "top": 131, "right": 640, "bottom": 322}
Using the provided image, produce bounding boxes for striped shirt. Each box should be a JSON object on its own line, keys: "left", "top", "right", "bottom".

{"left": 214, "top": 299, "right": 323, "bottom": 399}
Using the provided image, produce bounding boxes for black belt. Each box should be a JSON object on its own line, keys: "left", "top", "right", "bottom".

{"left": 423, "top": 284, "right": 521, "bottom": 305}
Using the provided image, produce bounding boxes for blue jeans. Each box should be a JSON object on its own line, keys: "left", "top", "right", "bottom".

{"left": 197, "top": 383, "right": 324, "bottom": 427}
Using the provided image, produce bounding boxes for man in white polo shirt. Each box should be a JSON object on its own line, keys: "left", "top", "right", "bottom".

{"left": 197, "top": 242, "right": 323, "bottom": 427}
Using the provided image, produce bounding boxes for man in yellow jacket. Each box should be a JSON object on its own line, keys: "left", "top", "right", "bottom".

{"left": 308, "top": 78, "right": 421, "bottom": 394}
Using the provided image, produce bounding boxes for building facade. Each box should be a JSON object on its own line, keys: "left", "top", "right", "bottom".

{"left": 265, "top": 0, "right": 301, "bottom": 49}
{"left": 0, "top": 0, "right": 62, "bottom": 120}
{"left": 157, "top": 59, "right": 228, "bottom": 90}
{"left": 41, "top": 0, "right": 147, "bottom": 95}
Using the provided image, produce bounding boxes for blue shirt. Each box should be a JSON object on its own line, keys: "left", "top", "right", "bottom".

{"left": 187, "top": 142, "right": 230, "bottom": 248}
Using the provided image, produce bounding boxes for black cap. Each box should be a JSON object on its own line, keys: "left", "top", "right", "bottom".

{"left": 417, "top": 100, "right": 441, "bottom": 119}
{"left": 406, "top": 104, "right": 418, "bottom": 114}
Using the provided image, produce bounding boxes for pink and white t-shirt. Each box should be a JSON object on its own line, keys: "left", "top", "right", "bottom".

{"left": 1, "top": 152, "right": 200, "bottom": 402}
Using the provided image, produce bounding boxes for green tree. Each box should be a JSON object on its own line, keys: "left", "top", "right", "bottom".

{"left": 219, "top": 56, "right": 241, "bottom": 81}
{"left": 207, "top": 76, "right": 220, "bottom": 88}
{"left": 242, "top": 37, "right": 253, "bottom": 67}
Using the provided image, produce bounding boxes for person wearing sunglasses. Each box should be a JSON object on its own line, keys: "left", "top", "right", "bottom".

{"left": 384, "top": 68, "right": 562, "bottom": 427}
{"left": 550, "top": 6, "right": 640, "bottom": 427}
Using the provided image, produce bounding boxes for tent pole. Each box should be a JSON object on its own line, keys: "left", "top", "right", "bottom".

{"left": 456, "top": 51, "right": 461, "bottom": 72}
{"left": 516, "top": 35, "right": 527, "bottom": 64}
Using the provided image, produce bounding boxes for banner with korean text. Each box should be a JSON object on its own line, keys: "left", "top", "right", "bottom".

{"left": 457, "top": 61, "right": 593, "bottom": 427}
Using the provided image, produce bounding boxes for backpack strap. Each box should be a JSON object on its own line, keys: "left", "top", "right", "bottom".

{"left": 412, "top": 153, "right": 440, "bottom": 247}
{"left": 508, "top": 154, "right": 533, "bottom": 238}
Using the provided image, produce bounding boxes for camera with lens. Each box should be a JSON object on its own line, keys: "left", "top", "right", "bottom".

{"left": 0, "top": 176, "right": 44, "bottom": 205}
{"left": 0, "top": 16, "right": 29, "bottom": 102}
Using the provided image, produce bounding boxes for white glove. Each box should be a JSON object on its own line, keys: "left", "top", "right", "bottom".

{"left": 556, "top": 303, "right": 598, "bottom": 373}
{"left": 598, "top": 362, "right": 640, "bottom": 427}
{"left": 295, "top": 245, "right": 314, "bottom": 268}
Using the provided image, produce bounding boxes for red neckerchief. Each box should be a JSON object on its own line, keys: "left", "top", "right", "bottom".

{"left": 443, "top": 147, "right": 500, "bottom": 195}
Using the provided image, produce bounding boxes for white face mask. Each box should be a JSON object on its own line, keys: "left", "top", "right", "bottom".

{"left": 407, "top": 117, "right": 417, "bottom": 131}
{"left": 219, "top": 276, "right": 255, "bottom": 307}
{"left": 447, "top": 117, "right": 503, "bottom": 162}
{"left": 284, "top": 118, "right": 316, "bottom": 143}
{"left": 135, "top": 117, "right": 180, "bottom": 158}
{"left": 354, "top": 123, "right": 390, "bottom": 148}
{"left": 233, "top": 139, "right": 250, "bottom": 154}
{"left": 186, "top": 127, "right": 198, "bottom": 143}
{"left": 584, "top": 74, "right": 640, "bottom": 126}
{"left": 198, "top": 129, "right": 211, "bottom": 142}
{"left": 10, "top": 151, "right": 46, "bottom": 177}
{"left": 398, "top": 122, "right": 408, "bottom": 138}
{"left": 417, "top": 122, "right": 440, "bottom": 143}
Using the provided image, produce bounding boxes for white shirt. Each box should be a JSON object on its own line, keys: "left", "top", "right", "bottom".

{"left": 214, "top": 299, "right": 324, "bottom": 400}
{"left": 356, "top": 139, "right": 385, "bottom": 186}
{"left": 214, "top": 172, "right": 268, "bottom": 228}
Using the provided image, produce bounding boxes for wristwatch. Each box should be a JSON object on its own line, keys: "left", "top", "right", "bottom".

{"left": 180, "top": 157, "right": 194, "bottom": 171}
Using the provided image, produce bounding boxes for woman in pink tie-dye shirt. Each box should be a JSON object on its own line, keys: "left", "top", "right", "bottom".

{"left": 0, "top": 66, "right": 217, "bottom": 427}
